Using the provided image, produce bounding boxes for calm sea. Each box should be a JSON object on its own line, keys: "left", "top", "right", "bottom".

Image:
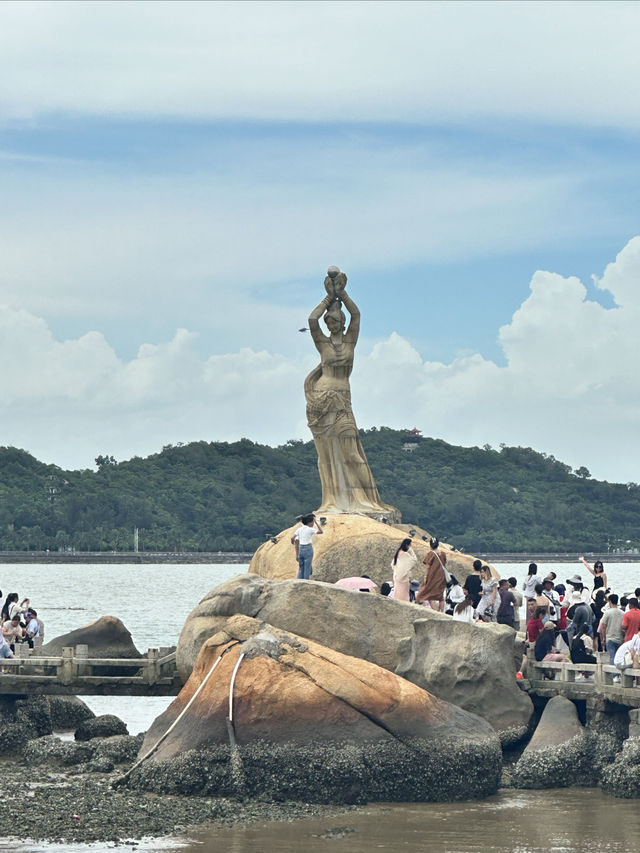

{"left": 5, "top": 560, "right": 640, "bottom": 853}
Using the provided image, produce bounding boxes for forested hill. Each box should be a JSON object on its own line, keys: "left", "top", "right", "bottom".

{"left": 0, "top": 428, "right": 638, "bottom": 554}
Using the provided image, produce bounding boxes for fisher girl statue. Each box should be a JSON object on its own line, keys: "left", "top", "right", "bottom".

{"left": 305, "top": 266, "right": 401, "bottom": 522}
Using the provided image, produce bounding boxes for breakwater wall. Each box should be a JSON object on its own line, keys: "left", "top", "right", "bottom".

{"left": 2, "top": 551, "right": 638, "bottom": 565}
{"left": 0, "top": 551, "right": 253, "bottom": 564}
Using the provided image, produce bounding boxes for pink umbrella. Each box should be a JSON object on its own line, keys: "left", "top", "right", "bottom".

{"left": 335, "top": 576, "right": 378, "bottom": 591}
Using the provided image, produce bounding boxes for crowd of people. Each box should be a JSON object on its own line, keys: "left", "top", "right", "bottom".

{"left": 520, "top": 560, "right": 640, "bottom": 683}
{"left": 383, "top": 539, "right": 640, "bottom": 684}
{"left": 0, "top": 589, "right": 44, "bottom": 662}
{"left": 287, "top": 517, "right": 640, "bottom": 684}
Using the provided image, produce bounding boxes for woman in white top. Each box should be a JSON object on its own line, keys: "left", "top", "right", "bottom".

{"left": 291, "top": 513, "right": 323, "bottom": 579}
{"left": 391, "top": 539, "right": 417, "bottom": 602}
{"left": 522, "top": 562, "right": 539, "bottom": 621}
{"left": 453, "top": 596, "right": 476, "bottom": 623}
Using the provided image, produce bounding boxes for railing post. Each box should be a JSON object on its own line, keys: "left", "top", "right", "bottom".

{"left": 15, "top": 643, "right": 29, "bottom": 674}
{"left": 75, "top": 644, "right": 89, "bottom": 678}
{"left": 146, "top": 649, "right": 159, "bottom": 685}
{"left": 60, "top": 647, "right": 74, "bottom": 684}
{"left": 622, "top": 669, "right": 635, "bottom": 689}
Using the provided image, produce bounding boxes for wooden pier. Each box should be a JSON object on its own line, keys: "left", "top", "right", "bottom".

{"left": 0, "top": 645, "right": 181, "bottom": 696}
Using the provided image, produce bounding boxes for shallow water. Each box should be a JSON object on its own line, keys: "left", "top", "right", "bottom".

{"left": 177, "top": 789, "right": 640, "bottom": 853}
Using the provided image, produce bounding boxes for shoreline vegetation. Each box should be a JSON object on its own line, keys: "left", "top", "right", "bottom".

{"left": 2, "top": 429, "right": 640, "bottom": 554}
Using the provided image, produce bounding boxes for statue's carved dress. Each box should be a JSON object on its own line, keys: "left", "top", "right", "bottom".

{"left": 305, "top": 268, "right": 400, "bottom": 521}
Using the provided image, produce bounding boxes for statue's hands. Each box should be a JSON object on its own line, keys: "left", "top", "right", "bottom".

{"left": 333, "top": 271, "right": 347, "bottom": 299}
{"left": 324, "top": 275, "right": 335, "bottom": 300}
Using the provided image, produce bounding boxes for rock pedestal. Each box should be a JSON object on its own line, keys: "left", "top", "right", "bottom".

{"left": 250, "top": 515, "right": 495, "bottom": 586}
{"left": 133, "top": 614, "right": 501, "bottom": 803}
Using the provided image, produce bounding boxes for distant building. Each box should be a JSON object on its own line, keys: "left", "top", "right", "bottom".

{"left": 403, "top": 427, "right": 423, "bottom": 452}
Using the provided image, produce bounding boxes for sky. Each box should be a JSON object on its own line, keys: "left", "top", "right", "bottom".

{"left": 1, "top": 0, "right": 640, "bottom": 483}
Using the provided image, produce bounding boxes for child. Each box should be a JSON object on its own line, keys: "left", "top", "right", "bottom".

{"left": 291, "top": 513, "right": 323, "bottom": 579}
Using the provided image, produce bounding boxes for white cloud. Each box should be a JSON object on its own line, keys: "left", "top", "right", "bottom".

{"left": 1, "top": 1, "right": 639, "bottom": 127}
{"left": 354, "top": 237, "right": 640, "bottom": 482}
{"left": 0, "top": 147, "right": 604, "bottom": 360}
{"left": 2, "top": 236, "right": 640, "bottom": 482}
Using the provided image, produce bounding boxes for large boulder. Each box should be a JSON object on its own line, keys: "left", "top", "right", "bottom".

{"left": 176, "top": 574, "right": 532, "bottom": 744}
{"left": 601, "top": 737, "right": 640, "bottom": 798}
{"left": 94, "top": 732, "right": 144, "bottom": 765}
{"left": 23, "top": 735, "right": 95, "bottom": 767}
{"left": 40, "top": 615, "right": 142, "bottom": 675}
{"left": 75, "top": 714, "right": 129, "bottom": 741}
{"left": 250, "top": 515, "right": 495, "bottom": 586}
{"left": 512, "top": 696, "right": 591, "bottom": 788}
{"left": 47, "top": 696, "right": 95, "bottom": 730}
{"left": 395, "top": 617, "right": 533, "bottom": 745}
{"left": 132, "top": 614, "right": 501, "bottom": 803}
{"left": 0, "top": 697, "right": 52, "bottom": 755}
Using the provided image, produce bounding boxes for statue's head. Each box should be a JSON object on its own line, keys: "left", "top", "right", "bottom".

{"left": 324, "top": 302, "right": 346, "bottom": 334}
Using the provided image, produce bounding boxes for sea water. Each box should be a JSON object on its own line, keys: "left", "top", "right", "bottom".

{"left": 4, "top": 560, "right": 640, "bottom": 852}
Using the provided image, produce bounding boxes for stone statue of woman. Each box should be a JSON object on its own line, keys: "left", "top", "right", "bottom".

{"left": 305, "top": 266, "right": 400, "bottom": 521}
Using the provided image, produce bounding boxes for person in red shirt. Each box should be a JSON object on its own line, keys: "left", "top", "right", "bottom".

{"left": 622, "top": 598, "right": 640, "bottom": 642}
{"left": 526, "top": 607, "right": 547, "bottom": 644}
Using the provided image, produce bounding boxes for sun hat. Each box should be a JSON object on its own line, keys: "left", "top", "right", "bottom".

{"left": 566, "top": 574, "right": 583, "bottom": 586}
{"left": 543, "top": 621, "right": 556, "bottom": 630}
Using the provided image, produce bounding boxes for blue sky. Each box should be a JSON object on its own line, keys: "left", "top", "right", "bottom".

{"left": 1, "top": 1, "right": 640, "bottom": 482}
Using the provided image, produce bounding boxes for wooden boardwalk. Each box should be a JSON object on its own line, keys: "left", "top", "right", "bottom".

{"left": 3, "top": 642, "right": 639, "bottom": 710}
{"left": 0, "top": 645, "right": 181, "bottom": 696}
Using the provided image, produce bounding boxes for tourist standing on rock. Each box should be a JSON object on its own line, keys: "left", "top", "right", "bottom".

{"left": 291, "top": 513, "right": 323, "bottom": 580}
{"left": 496, "top": 579, "right": 517, "bottom": 628}
{"left": 598, "top": 593, "right": 625, "bottom": 666}
{"left": 463, "top": 560, "right": 483, "bottom": 609}
{"left": 523, "top": 563, "right": 539, "bottom": 621}
{"left": 416, "top": 537, "right": 447, "bottom": 611}
{"left": 580, "top": 556, "right": 608, "bottom": 592}
{"left": 391, "top": 538, "right": 417, "bottom": 602}
{"left": 476, "top": 567, "right": 499, "bottom": 622}
{"left": 591, "top": 589, "right": 608, "bottom": 650}
{"left": 508, "top": 578, "right": 523, "bottom": 631}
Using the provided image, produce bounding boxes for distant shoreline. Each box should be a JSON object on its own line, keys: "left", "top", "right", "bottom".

{"left": 0, "top": 551, "right": 254, "bottom": 564}
{"left": 1, "top": 550, "right": 638, "bottom": 564}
